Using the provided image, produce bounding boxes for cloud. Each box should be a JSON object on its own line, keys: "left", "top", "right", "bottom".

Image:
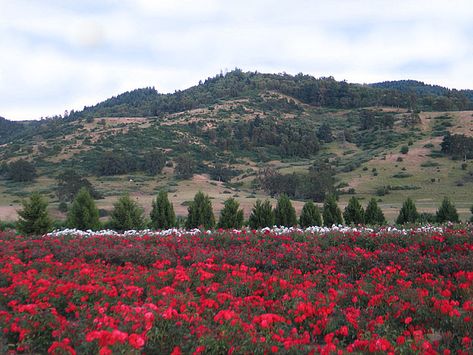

{"left": 1, "top": 0, "right": 473, "bottom": 120}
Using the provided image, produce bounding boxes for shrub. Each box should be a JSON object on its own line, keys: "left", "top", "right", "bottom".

{"left": 364, "top": 198, "right": 386, "bottom": 225}
{"left": 248, "top": 200, "right": 274, "bottom": 229}
{"left": 218, "top": 198, "right": 244, "bottom": 229}
{"left": 396, "top": 197, "right": 419, "bottom": 225}
{"left": 16, "top": 192, "right": 52, "bottom": 235}
{"left": 299, "top": 201, "right": 322, "bottom": 227}
{"left": 110, "top": 195, "right": 144, "bottom": 231}
{"left": 400, "top": 145, "right": 409, "bottom": 154}
{"left": 274, "top": 194, "right": 297, "bottom": 227}
{"left": 150, "top": 191, "right": 176, "bottom": 229}
{"left": 436, "top": 197, "right": 459, "bottom": 223}
{"left": 67, "top": 188, "right": 100, "bottom": 230}
{"left": 343, "top": 196, "right": 365, "bottom": 225}
{"left": 322, "top": 195, "right": 343, "bottom": 226}
{"left": 7, "top": 159, "right": 36, "bottom": 182}
{"left": 186, "top": 191, "right": 215, "bottom": 229}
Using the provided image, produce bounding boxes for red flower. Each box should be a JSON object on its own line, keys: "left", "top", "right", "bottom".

{"left": 129, "top": 333, "right": 145, "bottom": 349}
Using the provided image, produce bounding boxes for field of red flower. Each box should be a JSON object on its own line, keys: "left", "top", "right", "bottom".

{"left": 1, "top": 227, "right": 473, "bottom": 354}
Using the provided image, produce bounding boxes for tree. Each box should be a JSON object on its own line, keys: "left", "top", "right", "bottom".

{"left": 396, "top": 197, "right": 419, "bottom": 225}
{"left": 150, "top": 191, "right": 176, "bottom": 229}
{"left": 7, "top": 159, "right": 36, "bottom": 182}
{"left": 218, "top": 198, "right": 244, "bottom": 229}
{"left": 470, "top": 205, "right": 473, "bottom": 222}
{"left": 364, "top": 198, "right": 386, "bottom": 225}
{"left": 175, "top": 154, "right": 195, "bottom": 179}
{"left": 56, "top": 169, "right": 100, "bottom": 202}
{"left": 322, "top": 195, "right": 343, "bottom": 226}
{"left": 343, "top": 196, "right": 365, "bottom": 225}
{"left": 274, "top": 194, "right": 297, "bottom": 227}
{"left": 436, "top": 197, "right": 459, "bottom": 223}
{"left": 110, "top": 195, "right": 144, "bottom": 231}
{"left": 16, "top": 192, "right": 52, "bottom": 235}
{"left": 142, "top": 151, "right": 166, "bottom": 175}
{"left": 186, "top": 191, "right": 215, "bottom": 229}
{"left": 317, "top": 123, "right": 333, "bottom": 143}
{"left": 248, "top": 200, "right": 274, "bottom": 229}
{"left": 66, "top": 187, "right": 100, "bottom": 230}
{"left": 299, "top": 201, "right": 322, "bottom": 227}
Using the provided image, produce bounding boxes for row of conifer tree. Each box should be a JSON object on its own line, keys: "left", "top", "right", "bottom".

{"left": 8, "top": 187, "right": 468, "bottom": 236}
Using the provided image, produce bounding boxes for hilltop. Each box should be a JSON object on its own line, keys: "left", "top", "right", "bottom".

{"left": 1, "top": 70, "right": 472, "bottom": 222}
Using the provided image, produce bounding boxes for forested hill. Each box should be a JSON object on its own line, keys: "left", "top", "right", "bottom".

{"left": 66, "top": 70, "right": 473, "bottom": 120}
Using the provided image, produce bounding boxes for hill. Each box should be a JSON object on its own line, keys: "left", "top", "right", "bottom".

{"left": 1, "top": 70, "right": 472, "bottom": 223}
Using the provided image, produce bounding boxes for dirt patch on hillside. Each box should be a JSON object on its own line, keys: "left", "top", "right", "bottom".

{"left": 0, "top": 206, "right": 19, "bottom": 220}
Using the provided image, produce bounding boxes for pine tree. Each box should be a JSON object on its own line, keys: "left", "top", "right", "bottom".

{"left": 436, "top": 197, "right": 459, "bottom": 223}
{"left": 218, "top": 198, "right": 244, "bottom": 229}
{"left": 186, "top": 191, "right": 215, "bottom": 229}
{"left": 274, "top": 194, "right": 297, "bottom": 227}
{"left": 16, "top": 192, "right": 52, "bottom": 235}
{"left": 110, "top": 194, "right": 144, "bottom": 231}
{"left": 150, "top": 190, "right": 176, "bottom": 229}
{"left": 299, "top": 201, "right": 322, "bottom": 227}
{"left": 248, "top": 200, "right": 274, "bottom": 229}
{"left": 396, "top": 197, "right": 419, "bottom": 225}
{"left": 343, "top": 196, "right": 365, "bottom": 225}
{"left": 322, "top": 195, "right": 343, "bottom": 226}
{"left": 66, "top": 187, "right": 100, "bottom": 230}
{"left": 364, "top": 198, "right": 386, "bottom": 225}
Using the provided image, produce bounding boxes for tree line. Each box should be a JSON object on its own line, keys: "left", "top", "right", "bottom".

{"left": 6, "top": 190, "right": 472, "bottom": 236}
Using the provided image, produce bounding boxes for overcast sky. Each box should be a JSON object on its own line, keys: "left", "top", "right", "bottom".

{"left": 1, "top": 0, "right": 473, "bottom": 120}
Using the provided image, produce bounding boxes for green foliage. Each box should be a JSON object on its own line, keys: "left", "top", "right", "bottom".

{"left": 56, "top": 169, "right": 100, "bottom": 202}
{"left": 16, "top": 192, "right": 52, "bottom": 235}
{"left": 396, "top": 197, "right": 419, "bottom": 225}
{"left": 66, "top": 187, "right": 100, "bottom": 230}
{"left": 142, "top": 150, "right": 166, "bottom": 175}
{"left": 299, "top": 201, "right": 322, "bottom": 227}
{"left": 441, "top": 133, "right": 473, "bottom": 159}
{"left": 7, "top": 159, "right": 36, "bottom": 182}
{"left": 110, "top": 194, "right": 144, "bottom": 231}
{"left": 217, "top": 198, "right": 244, "bottom": 229}
{"left": 186, "top": 191, "right": 215, "bottom": 229}
{"left": 364, "top": 198, "right": 386, "bottom": 225}
{"left": 175, "top": 154, "right": 196, "bottom": 179}
{"left": 316, "top": 123, "right": 333, "bottom": 143}
{"left": 400, "top": 145, "right": 409, "bottom": 154}
{"left": 322, "top": 195, "right": 343, "bottom": 226}
{"left": 470, "top": 205, "right": 473, "bottom": 222}
{"left": 343, "top": 196, "right": 365, "bottom": 225}
{"left": 436, "top": 197, "right": 459, "bottom": 223}
{"left": 150, "top": 191, "right": 176, "bottom": 229}
{"left": 274, "top": 194, "right": 297, "bottom": 227}
{"left": 248, "top": 200, "right": 274, "bottom": 229}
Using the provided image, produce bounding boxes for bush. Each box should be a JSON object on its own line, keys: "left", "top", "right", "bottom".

{"left": 16, "top": 192, "right": 52, "bottom": 235}
{"left": 396, "top": 197, "right": 419, "bottom": 225}
{"left": 364, "top": 198, "right": 386, "bottom": 225}
{"left": 274, "top": 194, "right": 297, "bottom": 227}
{"left": 186, "top": 191, "right": 215, "bottom": 229}
{"left": 248, "top": 200, "right": 274, "bottom": 229}
{"left": 400, "top": 145, "right": 409, "bottom": 154}
{"left": 67, "top": 188, "right": 100, "bottom": 230}
{"left": 436, "top": 197, "right": 459, "bottom": 223}
{"left": 7, "top": 159, "right": 36, "bottom": 182}
{"left": 343, "top": 196, "right": 365, "bottom": 225}
{"left": 322, "top": 195, "right": 343, "bottom": 226}
{"left": 218, "top": 198, "right": 244, "bottom": 229}
{"left": 150, "top": 191, "right": 176, "bottom": 229}
{"left": 299, "top": 201, "right": 322, "bottom": 227}
{"left": 110, "top": 195, "right": 144, "bottom": 231}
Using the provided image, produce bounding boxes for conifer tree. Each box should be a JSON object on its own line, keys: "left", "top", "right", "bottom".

{"left": 436, "top": 197, "right": 459, "bottom": 223}
{"left": 364, "top": 198, "right": 386, "bottom": 225}
{"left": 150, "top": 190, "right": 176, "bottom": 229}
{"left": 16, "top": 192, "right": 52, "bottom": 235}
{"left": 322, "top": 194, "right": 343, "bottom": 226}
{"left": 110, "top": 194, "right": 144, "bottom": 231}
{"left": 218, "top": 198, "right": 244, "bottom": 229}
{"left": 299, "top": 201, "right": 322, "bottom": 227}
{"left": 396, "top": 197, "right": 419, "bottom": 225}
{"left": 186, "top": 191, "right": 215, "bottom": 229}
{"left": 343, "top": 196, "right": 365, "bottom": 225}
{"left": 67, "top": 187, "right": 100, "bottom": 230}
{"left": 274, "top": 194, "right": 297, "bottom": 227}
{"left": 248, "top": 199, "right": 274, "bottom": 229}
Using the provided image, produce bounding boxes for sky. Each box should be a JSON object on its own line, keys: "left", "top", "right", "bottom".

{"left": 1, "top": 0, "right": 473, "bottom": 121}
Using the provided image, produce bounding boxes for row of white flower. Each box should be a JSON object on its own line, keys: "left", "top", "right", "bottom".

{"left": 45, "top": 224, "right": 445, "bottom": 238}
